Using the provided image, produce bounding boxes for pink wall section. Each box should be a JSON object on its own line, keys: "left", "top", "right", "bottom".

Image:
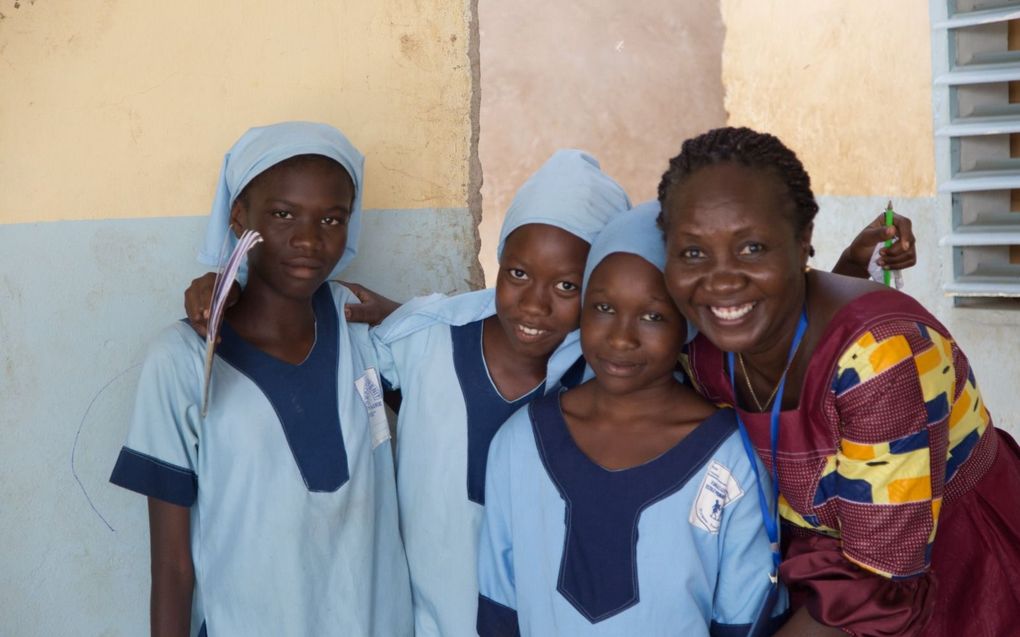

{"left": 477, "top": 0, "right": 729, "bottom": 282}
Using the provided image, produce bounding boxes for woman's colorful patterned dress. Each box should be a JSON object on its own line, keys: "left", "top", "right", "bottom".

{"left": 684, "top": 290, "right": 1020, "bottom": 637}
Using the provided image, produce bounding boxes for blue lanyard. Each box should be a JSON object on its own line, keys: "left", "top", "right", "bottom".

{"left": 726, "top": 308, "right": 808, "bottom": 578}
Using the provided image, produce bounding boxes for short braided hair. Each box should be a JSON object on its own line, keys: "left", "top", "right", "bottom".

{"left": 656, "top": 127, "right": 819, "bottom": 236}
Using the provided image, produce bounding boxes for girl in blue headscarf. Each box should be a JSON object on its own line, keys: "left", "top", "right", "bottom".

{"left": 180, "top": 145, "right": 629, "bottom": 635}
{"left": 110, "top": 122, "right": 412, "bottom": 637}
{"left": 477, "top": 204, "right": 787, "bottom": 636}
{"left": 369, "top": 149, "right": 630, "bottom": 636}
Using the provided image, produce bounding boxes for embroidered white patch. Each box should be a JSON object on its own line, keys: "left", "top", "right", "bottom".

{"left": 355, "top": 367, "right": 390, "bottom": 449}
{"left": 689, "top": 461, "right": 745, "bottom": 534}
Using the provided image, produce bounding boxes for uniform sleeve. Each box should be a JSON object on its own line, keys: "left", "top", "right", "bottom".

{"left": 109, "top": 326, "right": 201, "bottom": 507}
{"left": 370, "top": 328, "right": 400, "bottom": 391}
{"left": 369, "top": 292, "right": 453, "bottom": 391}
{"left": 711, "top": 450, "right": 789, "bottom": 636}
{"left": 476, "top": 421, "right": 521, "bottom": 637}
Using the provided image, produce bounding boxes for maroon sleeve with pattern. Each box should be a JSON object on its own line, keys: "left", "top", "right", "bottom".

{"left": 828, "top": 320, "right": 950, "bottom": 579}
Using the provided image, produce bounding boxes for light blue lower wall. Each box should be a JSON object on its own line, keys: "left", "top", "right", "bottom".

{"left": 3, "top": 198, "right": 1017, "bottom": 634}
{"left": 811, "top": 194, "right": 1019, "bottom": 439}
{"left": 0, "top": 208, "right": 478, "bottom": 636}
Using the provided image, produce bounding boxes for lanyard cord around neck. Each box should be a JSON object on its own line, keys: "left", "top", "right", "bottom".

{"left": 727, "top": 308, "right": 809, "bottom": 577}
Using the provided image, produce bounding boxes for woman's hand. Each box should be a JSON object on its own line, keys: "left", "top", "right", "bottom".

{"left": 340, "top": 281, "right": 401, "bottom": 326}
{"left": 832, "top": 211, "right": 916, "bottom": 279}
{"left": 184, "top": 272, "right": 240, "bottom": 338}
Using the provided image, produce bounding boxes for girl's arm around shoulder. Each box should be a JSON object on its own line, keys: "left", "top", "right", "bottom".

{"left": 362, "top": 291, "right": 457, "bottom": 392}
{"left": 366, "top": 288, "right": 498, "bottom": 393}
{"left": 148, "top": 497, "right": 194, "bottom": 637}
{"left": 373, "top": 288, "right": 497, "bottom": 347}
{"left": 336, "top": 281, "right": 401, "bottom": 326}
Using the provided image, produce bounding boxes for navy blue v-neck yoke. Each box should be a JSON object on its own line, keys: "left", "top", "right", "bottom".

{"left": 528, "top": 392, "right": 737, "bottom": 623}
{"left": 451, "top": 319, "right": 545, "bottom": 505}
{"left": 216, "top": 284, "right": 350, "bottom": 493}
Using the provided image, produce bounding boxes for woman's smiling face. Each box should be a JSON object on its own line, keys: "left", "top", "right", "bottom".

{"left": 661, "top": 162, "right": 811, "bottom": 355}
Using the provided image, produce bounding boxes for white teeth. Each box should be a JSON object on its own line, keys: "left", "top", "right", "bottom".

{"left": 710, "top": 303, "right": 756, "bottom": 320}
{"left": 518, "top": 325, "right": 546, "bottom": 336}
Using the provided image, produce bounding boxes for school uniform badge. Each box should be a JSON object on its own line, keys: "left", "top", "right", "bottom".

{"left": 355, "top": 367, "right": 391, "bottom": 449}
{"left": 689, "top": 461, "right": 744, "bottom": 534}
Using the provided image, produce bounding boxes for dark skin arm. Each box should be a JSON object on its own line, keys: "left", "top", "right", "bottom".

{"left": 184, "top": 272, "right": 233, "bottom": 339}
{"left": 832, "top": 211, "right": 916, "bottom": 278}
{"left": 383, "top": 388, "right": 402, "bottom": 413}
{"left": 339, "top": 281, "right": 401, "bottom": 325}
{"left": 148, "top": 497, "right": 194, "bottom": 637}
{"left": 774, "top": 607, "right": 846, "bottom": 637}
{"left": 184, "top": 274, "right": 400, "bottom": 337}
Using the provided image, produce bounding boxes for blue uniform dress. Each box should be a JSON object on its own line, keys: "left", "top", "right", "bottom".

{"left": 372, "top": 148, "right": 628, "bottom": 637}
{"left": 373, "top": 290, "right": 586, "bottom": 637}
{"left": 476, "top": 392, "right": 787, "bottom": 637}
{"left": 110, "top": 283, "right": 412, "bottom": 637}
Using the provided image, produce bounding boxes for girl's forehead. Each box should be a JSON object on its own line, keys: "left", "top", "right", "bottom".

{"left": 502, "top": 223, "right": 590, "bottom": 260}
{"left": 244, "top": 155, "right": 354, "bottom": 198}
{"left": 265, "top": 155, "right": 352, "bottom": 185}
{"left": 584, "top": 253, "right": 672, "bottom": 305}
{"left": 590, "top": 252, "right": 658, "bottom": 282}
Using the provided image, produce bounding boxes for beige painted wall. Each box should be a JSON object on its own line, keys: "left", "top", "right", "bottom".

{"left": 719, "top": 0, "right": 1018, "bottom": 434}
{"left": 721, "top": 0, "right": 936, "bottom": 197}
{"left": 0, "top": 0, "right": 473, "bottom": 222}
{"left": 478, "top": 0, "right": 727, "bottom": 282}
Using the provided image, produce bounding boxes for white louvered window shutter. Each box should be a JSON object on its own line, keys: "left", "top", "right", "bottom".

{"left": 932, "top": 0, "right": 1020, "bottom": 301}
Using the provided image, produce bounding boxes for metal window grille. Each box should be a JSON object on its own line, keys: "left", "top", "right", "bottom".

{"left": 932, "top": 0, "right": 1020, "bottom": 300}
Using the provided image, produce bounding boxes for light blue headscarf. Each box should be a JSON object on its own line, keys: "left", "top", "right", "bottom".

{"left": 197, "top": 121, "right": 365, "bottom": 277}
{"left": 582, "top": 200, "right": 697, "bottom": 343}
{"left": 582, "top": 201, "right": 668, "bottom": 296}
{"left": 376, "top": 149, "right": 629, "bottom": 391}
{"left": 496, "top": 149, "right": 631, "bottom": 259}
{"left": 545, "top": 201, "right": 697, "bottom": 386}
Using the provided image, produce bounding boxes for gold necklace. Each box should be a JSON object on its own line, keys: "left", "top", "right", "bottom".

{"left": 736, "top": 339, "right": 804, "bottom": 412}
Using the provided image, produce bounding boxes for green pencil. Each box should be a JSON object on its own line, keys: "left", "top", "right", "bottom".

{"left": 883, "top": 201, "right": 894, "bottom": 286}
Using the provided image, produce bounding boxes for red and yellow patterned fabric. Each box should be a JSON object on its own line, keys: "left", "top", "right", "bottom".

{"left": 683, "top": 290, "right": 1020, "bottom": 637}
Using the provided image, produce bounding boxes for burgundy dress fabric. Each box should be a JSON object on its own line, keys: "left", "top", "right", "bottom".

{"left": 684, "top": 289, "right": 1020, "bottom": 636}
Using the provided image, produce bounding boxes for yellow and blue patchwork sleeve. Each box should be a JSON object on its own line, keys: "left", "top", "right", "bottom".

{"left": 826, "top": 321, "right": 989, "bottom": 579}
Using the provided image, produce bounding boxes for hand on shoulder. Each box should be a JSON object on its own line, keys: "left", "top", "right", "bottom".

{"left": 338, "top": 281, "right": 400, "bottom": 326}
